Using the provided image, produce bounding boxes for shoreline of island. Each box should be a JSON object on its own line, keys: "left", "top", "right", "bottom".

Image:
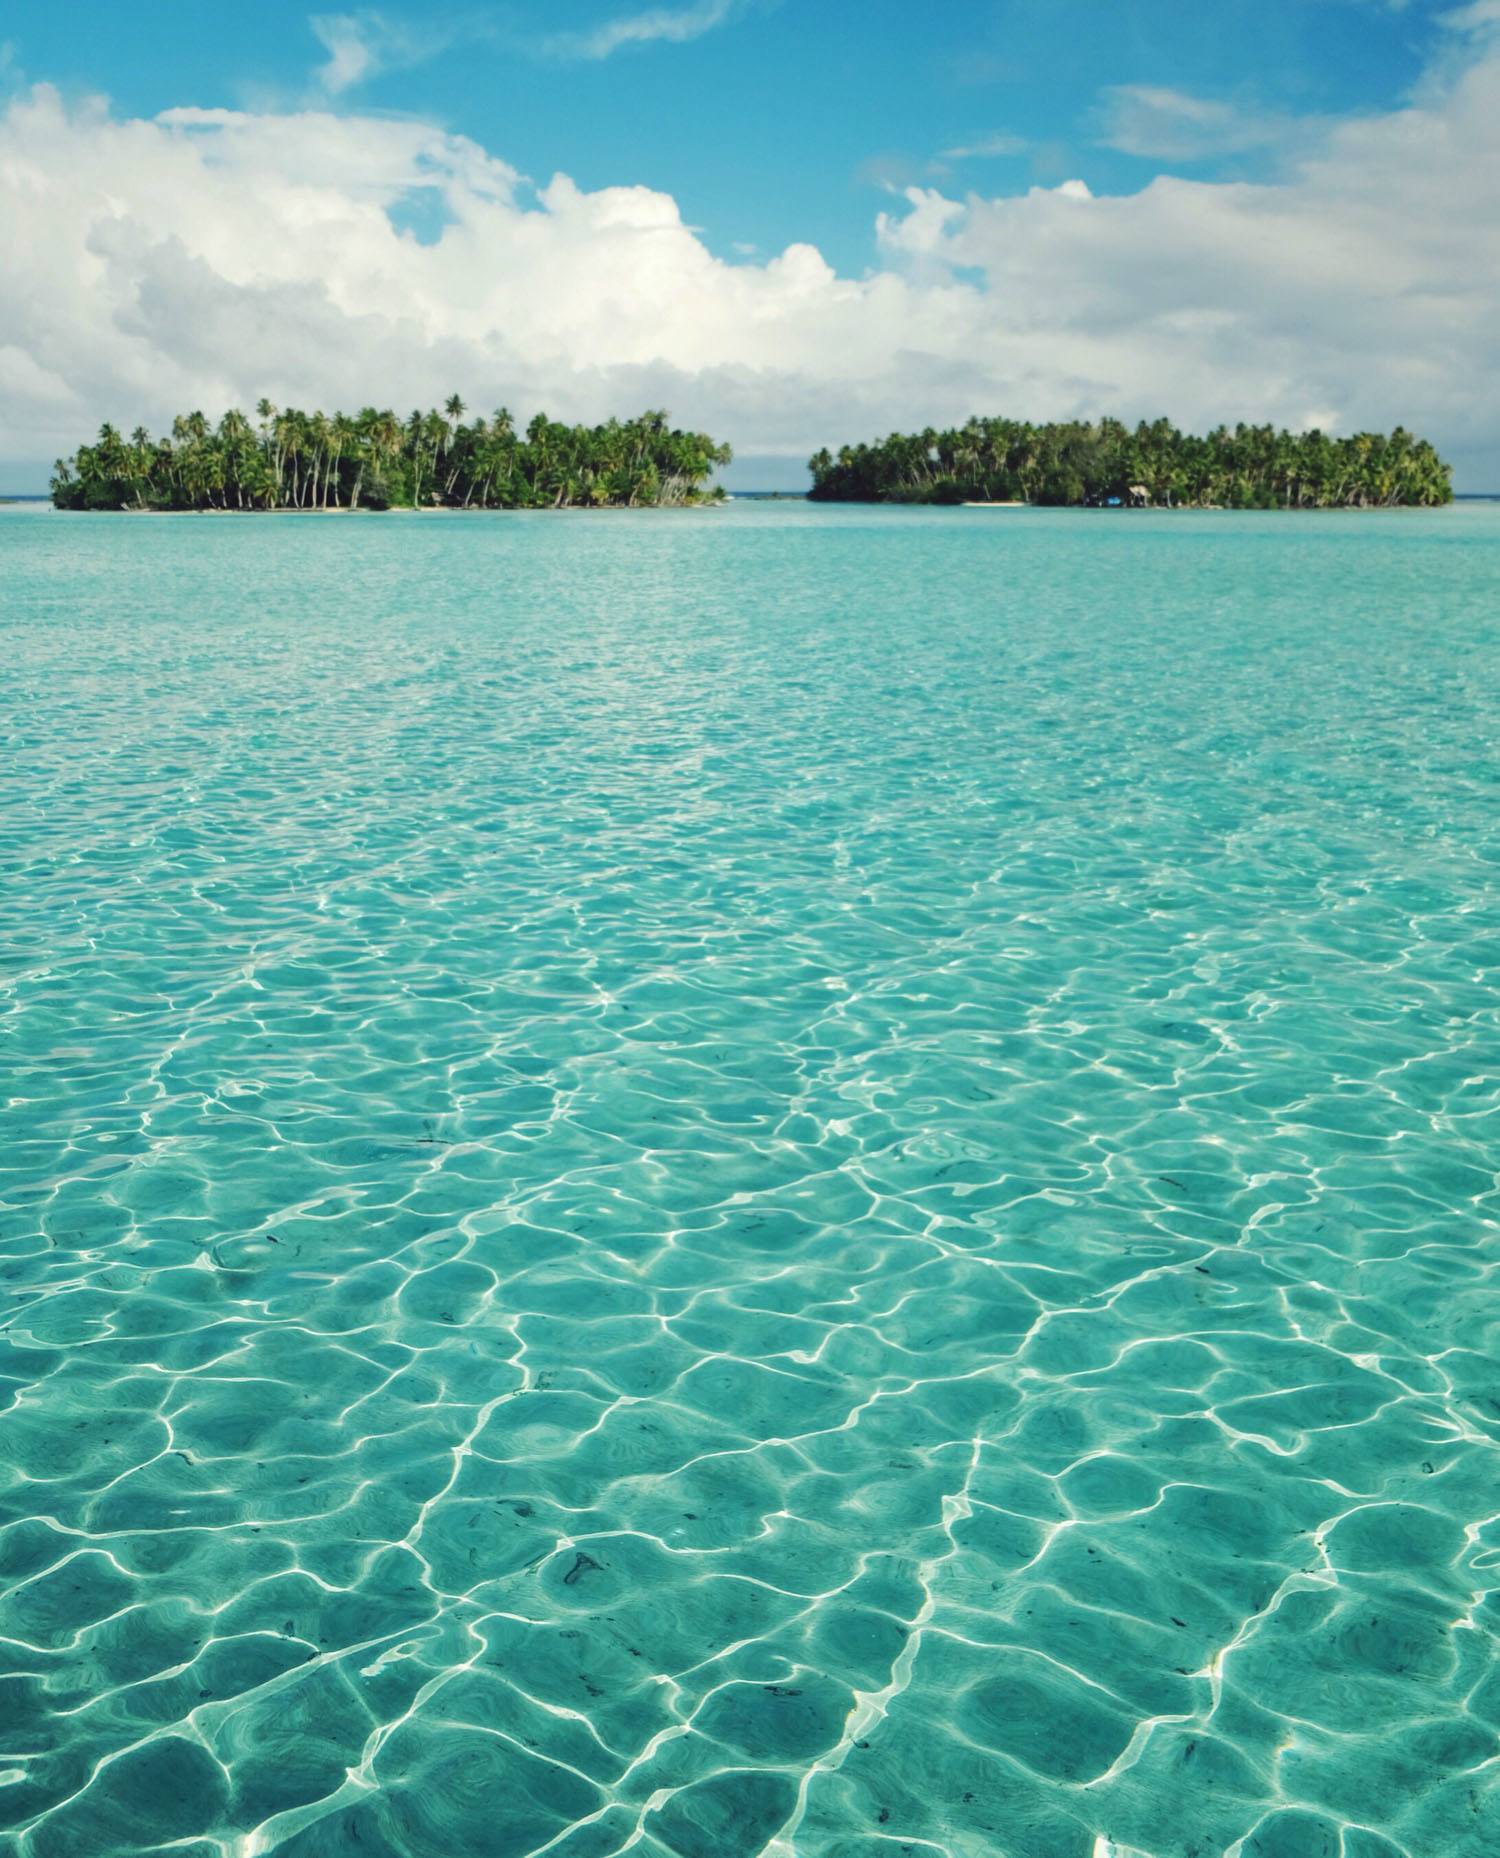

{"left": 74, "top": 501, "right": 731, "bottom": 516}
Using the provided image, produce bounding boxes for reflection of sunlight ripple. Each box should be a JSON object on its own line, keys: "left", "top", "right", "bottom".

{"left": 1, "top": 503, "right": 1498, "bottom": 1858}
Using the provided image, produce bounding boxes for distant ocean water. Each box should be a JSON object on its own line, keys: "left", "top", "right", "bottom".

{"left": 2, "top": 500, "right": 1498, "bottom": 1858}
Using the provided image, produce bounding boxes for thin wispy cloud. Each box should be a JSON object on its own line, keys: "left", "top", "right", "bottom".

{"left": 1097, "top": 84, "right": 1317, "bottom": 160}
{"left": 1442, "top": 0, "right": 1500, "bottom": 31}
{"left": 941, "top": 132, "right": 1027, "bottom": 160}
{"left": 310, "top": 11, "right": 440, "bottom": 94}
{"left": 306, "top": 3, "right": 744, "bottom": 97}
{"left": 546, "top": 0, "right": 742, "bottom": 62}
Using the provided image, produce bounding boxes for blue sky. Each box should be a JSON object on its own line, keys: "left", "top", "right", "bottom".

{"left": 3, "top": 0, "right": 1448, "bottom": 273}
{"left": 2, "top": 0, "right": 1498, "bottom": 487}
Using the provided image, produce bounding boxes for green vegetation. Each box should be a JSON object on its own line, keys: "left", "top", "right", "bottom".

{"left": 808, "top": 417, "right": 1452, "bottom": 508}
{"left": 51, "top": 400, "right": 732, "bottom": 511}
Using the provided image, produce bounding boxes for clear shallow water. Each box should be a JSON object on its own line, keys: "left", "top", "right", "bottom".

{"left": 2, "top": 501, "right": 1498, "bottom": 1858}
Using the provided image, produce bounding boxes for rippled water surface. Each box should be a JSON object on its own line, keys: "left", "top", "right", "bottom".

{"left": 3, "top": 501, "right": 1499, "bottom": 1858}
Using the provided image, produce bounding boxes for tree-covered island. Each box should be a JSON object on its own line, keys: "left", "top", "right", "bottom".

{"left": 51, "top": 401, "right": 732, "bottom": 510}
{"left": 808, "top": 417, "right": 1452, "bottom": 508}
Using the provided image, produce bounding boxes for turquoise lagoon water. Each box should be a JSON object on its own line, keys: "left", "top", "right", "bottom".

{"left": 2, "top": 500, "right": 1498, "bottom": 1858}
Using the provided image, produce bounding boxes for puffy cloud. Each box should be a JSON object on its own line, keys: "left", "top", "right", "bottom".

{"left": 1, "top": 23, "right": 1498, "bottom": 490}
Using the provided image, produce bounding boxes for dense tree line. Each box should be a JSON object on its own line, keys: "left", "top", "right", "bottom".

{"left": 808, "top": 417, "right": 1452, "bottom": 508}
{"left": 51, "top": 400, "right": 732, "bottom": 511}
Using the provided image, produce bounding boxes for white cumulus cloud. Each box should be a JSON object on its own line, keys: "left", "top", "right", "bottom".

{"left": 1, "top": 18, "right": 1499, "bottom": 490}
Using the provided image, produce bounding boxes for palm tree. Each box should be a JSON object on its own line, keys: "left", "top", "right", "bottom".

{"left": 304, "top": 412, "right": 328, "bottom": 508}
